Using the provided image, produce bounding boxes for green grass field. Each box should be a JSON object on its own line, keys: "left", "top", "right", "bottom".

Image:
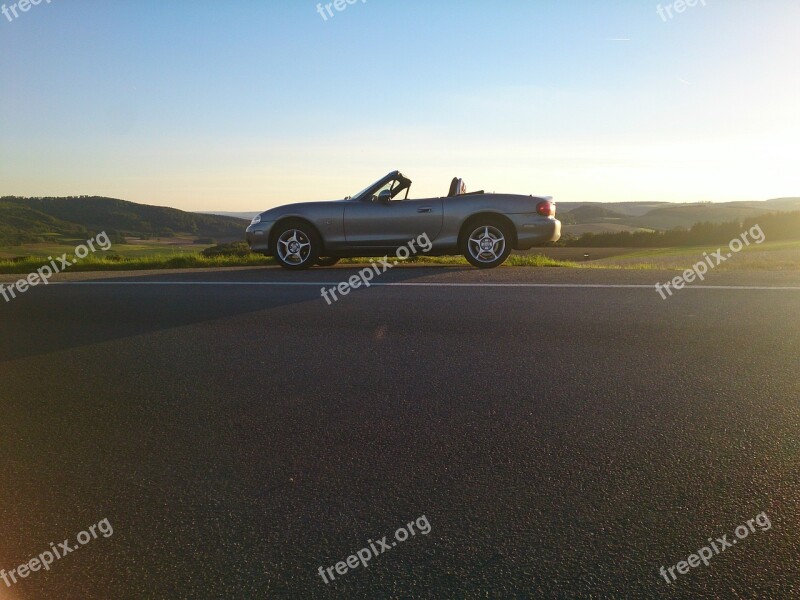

{"left": 0, "top": 252, "right": 572, "bottom": 274}
{"left": 0, "top": 239, "right": 797, "bottom": 274}
{"left": 0, "top": 238, "right": 208, "bottom": 260}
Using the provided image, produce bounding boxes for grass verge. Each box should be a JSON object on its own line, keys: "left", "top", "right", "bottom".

{"left": 0, "top": 252, "right": 576, "bottom": 274}
{"left": 1, "top": 241, "right": 797, "bottom": 274}
{"left": 0, "top": 254, "right": 272, "bottom": 274}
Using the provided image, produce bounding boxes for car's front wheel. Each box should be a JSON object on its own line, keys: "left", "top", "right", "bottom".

{"left": 272, "top": 221, "right": 321, "bottom": 270}
{"left": 461, "top": 220, "right": 512, "bottom": 269}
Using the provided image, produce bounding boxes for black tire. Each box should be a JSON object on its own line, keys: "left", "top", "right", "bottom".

{"left": 315, "top": 257, "right": 340, "bottom": 267}
{"left": 460, "top": 218, "right": 513, "bottom": 269}
{"left": 271, "top": 220, "right": 321, "bottom": 270}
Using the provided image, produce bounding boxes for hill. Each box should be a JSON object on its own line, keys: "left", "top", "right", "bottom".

{"left": 556, "top": 198, "right": 800, "bottom": 234}
{"left": 200, "top": 211, "right": 260, "bottom": 221}
{"left": 566, "top": 205, "right": 627, "bottom": 223}
{"left": 555, "top": 202, "right": 670, "bottom": 217}
{"left": 566, "top": 210, "right": 800, "bottom": 248}
{"left": 563, "top": 223, "right": 651, "bottom": 237}
{"left": 0, "top": 196, "right": 249, "bottom": 245}
{"left": 0, "top": 200, "right": 88, "bottom": 245}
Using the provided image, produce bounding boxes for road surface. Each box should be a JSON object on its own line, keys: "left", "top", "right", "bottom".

{"left": 1, "top": 266, "right": 798, "bottom": 598}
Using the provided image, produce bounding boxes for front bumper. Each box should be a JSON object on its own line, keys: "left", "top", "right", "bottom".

{"left": 245, "top": 221, "right": 275, "bottom": 254}
{"left": 512, "top": 215, "right": 561, "bottom": 250}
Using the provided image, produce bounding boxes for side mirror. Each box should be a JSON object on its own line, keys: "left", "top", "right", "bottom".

{"left": 377, "top": 189, "right": 393, "bottom": 203}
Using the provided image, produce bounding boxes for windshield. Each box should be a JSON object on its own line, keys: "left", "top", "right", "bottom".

{"left": 350, "top": 175, "right": 390, "bottom": 201}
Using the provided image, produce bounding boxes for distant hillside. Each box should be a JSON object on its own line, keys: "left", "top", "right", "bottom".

{"left": 559, "top": 204, "right": 635, "bottom": 229}
{"left": 627, "top": 202, "right": 784, "bottom": 230}
{"left": 0, "top": 196, "right": 248, "bottom": 245}
{"left": 556, "top": 198, "right": 800, "bottom": 234}
{"left": 0, "top": 200, "right": 89, "bottom": 245}
{"left": 567, "top": 210, "right": 800, "bottom": 248}
{"left": 200, "top": 211, "right": 260, "bottom": 221}
{"left": 563, "top": 223, "right": 651, "bottom": 237}
{"left": 765, "top": 197, "right": 800, "bottom": 207}
{"left": 556, "top": 202, "right": 670, "bottom": 217}
{"left": 566, "top": 205, "right": 627, "bottom": 223}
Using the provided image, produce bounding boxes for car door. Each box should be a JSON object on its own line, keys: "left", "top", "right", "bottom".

{"left": 343, "top": 197, "right": 443, "bottom": 246}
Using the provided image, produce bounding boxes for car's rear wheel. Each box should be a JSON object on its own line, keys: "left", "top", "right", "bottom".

{"left": 272, "top": 221, "right": 321, "bottom": 270}
{"left": 315, "top": 257, "right": 340, "bottom": 267}
{"left": 461, "top": 220, "right": 512, "bottom": 269}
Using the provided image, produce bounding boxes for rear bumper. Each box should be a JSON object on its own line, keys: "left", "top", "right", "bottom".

{"left": 512, "top": 216, "right": 561, "bottom": 250}
{"left": 245, "top": 221, "right": 275, "bottom": 254}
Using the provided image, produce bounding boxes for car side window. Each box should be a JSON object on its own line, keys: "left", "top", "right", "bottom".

{"left": 371, "top": 180, "right": 397, "bottom": 201}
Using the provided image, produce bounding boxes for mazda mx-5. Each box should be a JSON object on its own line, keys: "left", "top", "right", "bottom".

{"left": 246, "top": 171, "right": 561, "bottom": 269}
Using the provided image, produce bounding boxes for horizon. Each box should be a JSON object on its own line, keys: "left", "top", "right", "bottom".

{"left": 2, "top": 1, "right": 799, "bottom": 211}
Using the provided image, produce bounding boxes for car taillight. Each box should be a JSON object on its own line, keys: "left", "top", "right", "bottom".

{"left": 537, "top": 200, "right": 555, "bottom": 217}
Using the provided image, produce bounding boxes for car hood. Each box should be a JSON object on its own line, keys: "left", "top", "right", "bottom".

{"left": 258, "top": 199, "right": 348, "bottom": 220}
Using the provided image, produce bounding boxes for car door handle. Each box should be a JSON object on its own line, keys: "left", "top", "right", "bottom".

{"left": 417, "top": 207, "right": 433, "bottom": 213}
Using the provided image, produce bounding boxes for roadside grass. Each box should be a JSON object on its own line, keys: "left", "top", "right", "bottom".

{"left": 0, "top": 240, "right": 797, "bottom": 274}
{"left": 0, "top": 252, "right": 575, "bottom": 274}
{"left": 0, "top": 240, "right": 210, "bottom": 260}
{"left": 0, "top": 253, "right": 271, "bottom": 274}
{"left": 585, "top": 240, "right": 800, "bottom": 271}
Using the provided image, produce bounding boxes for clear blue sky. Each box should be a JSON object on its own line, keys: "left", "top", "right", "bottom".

{"left": 1, "top": 0, "right": 798, "bottom": 210}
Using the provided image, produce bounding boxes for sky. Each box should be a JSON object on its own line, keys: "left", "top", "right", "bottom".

{"left": 1, "top": 0, "right": 799, "bottom": 211}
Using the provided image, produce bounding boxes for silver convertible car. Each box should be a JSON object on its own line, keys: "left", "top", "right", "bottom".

{"left": 245, "top": 171, "right": 561, "bottom": 269}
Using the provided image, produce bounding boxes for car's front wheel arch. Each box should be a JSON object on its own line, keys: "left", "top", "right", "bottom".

{"left": 270, "top": 218, "right": 325, "bottom": 253}
{"left": 269, "top": 217, "right": 324, "bottom": 270}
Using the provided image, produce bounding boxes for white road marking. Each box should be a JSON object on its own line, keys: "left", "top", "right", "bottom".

{"left": 42, "top": 282, "right": 800, "bottom": 290}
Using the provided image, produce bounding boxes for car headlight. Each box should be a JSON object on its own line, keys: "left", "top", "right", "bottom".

{"left": 250, "top": 214, "right": 262, "bottom": 225}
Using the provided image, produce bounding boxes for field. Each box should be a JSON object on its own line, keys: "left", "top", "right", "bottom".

{"left": 0, "top": 236, "right": 208, "bottom": 260}
{"left": 562, "top": 223, "right": 653, "bottom": 236}
{"left": 578, "top": 239, "right": 800, "bottom": 271}
{"left": 0, "top": 238, "right": 798, "bottom": 274}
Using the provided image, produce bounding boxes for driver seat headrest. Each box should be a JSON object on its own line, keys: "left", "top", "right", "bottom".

{"left": 447, "top": 177, "right": 466, "bottom": 197}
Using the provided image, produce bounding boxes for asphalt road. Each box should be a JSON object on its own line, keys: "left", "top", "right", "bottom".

{"left": 1, "top": 266, "right": 799, "bottom": 599}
